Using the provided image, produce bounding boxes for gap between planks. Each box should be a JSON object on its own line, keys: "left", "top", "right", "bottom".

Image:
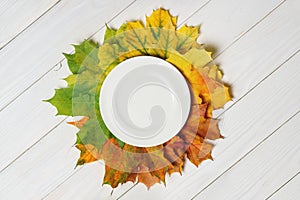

{"left": 265, "top": 171, "right": 300, "bottom": 200}
{"left": 213, "top": 0, "right": 287, "bottom": 59}
{"left": 216, "top": 48, "right": 300, "bottom": 119}
{"left": 0, "top": 0, "right": 62, "bottom": 51}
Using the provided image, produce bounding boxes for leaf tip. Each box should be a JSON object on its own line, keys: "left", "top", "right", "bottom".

{"left": 42, "top": 99, "right": 50, "bottom": 103}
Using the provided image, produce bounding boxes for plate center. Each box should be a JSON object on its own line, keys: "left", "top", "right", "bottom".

{"left": 100, "top": 56, "right": 191, "bottom": 147}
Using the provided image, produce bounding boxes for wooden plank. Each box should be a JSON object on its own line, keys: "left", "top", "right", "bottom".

{"left": 0, "top": 0, "right": 292, "bottom": 198}
{"left": 0, "top": 0, "right": 60, "bottom": 49}
{"left": 194, "top": 111, "right": 300, "bottom": 200}
{"left": 45, "top": 0, "right": 297, "bottom": 199}
{"left": 119, "top": 0, "right": 300, "bottom": 198}
{"left": 0, "top": 60, "right": 69, "bottom": 171}
{"left": 179, "top": 0, "right": 285, "bottom": 55}
{"left": 268, "top": 173, "right": 300, "bottom": 200}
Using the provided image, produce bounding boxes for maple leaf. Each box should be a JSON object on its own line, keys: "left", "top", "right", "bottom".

{"left": 183, "top": 47, "right": 213, "bottom": 68}
{"left": 45, "top": 87, "right": 73, "bottom": 116}
{"left": 167, "top": 51, "right": 210, "bottom": 105}
{"left": 164, "top": 136, "right": 187, "bottom": 175}
{"left": 146, "top": 8, "right": 177, "bottom": 31}
{"left": 183, "top": 105, "right": 224, "bottom": 140}
{"left": 63, "top": 40, "right": 99, "bottom": 74}
{"left": 176, "top": 25, "right": 201, "bottom": 53}
{"left": 185, "top": 135, "right": 214, "bottom": 167}
{"left": 101, "top": 139, "right": 130, "bottom": 187}
{"left": 46, "top": 7, "right": 232, "bottom": 190}
{"left": 103, "top": 24, "right": 117, "bottom": 44}
{"left": 101, "top": 139, "right": 172, "bottom": 189}
{"left": 98, "top": 43, "right": 121, "bottom": 68}
{"left": 76, "top": 144, "right": 100, "bottom": 166}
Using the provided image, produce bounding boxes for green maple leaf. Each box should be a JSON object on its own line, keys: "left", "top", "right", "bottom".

{"left": 46, "top": 38, "right": 125, "bottom": 158}
{"left": 45, "top": 87, "right": 73, "bottom": 116}
{"left": 104, "top": 24, "right": 117, "bottom": 44}
{"left": 63, "top": 40, "right": 99, "bottom": 74}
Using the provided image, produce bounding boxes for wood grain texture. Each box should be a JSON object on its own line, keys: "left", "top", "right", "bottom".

{"left": 34, "top": 0, "right": 296, "bottom": 197}
{"left": 0, "top": 0, "right": 299, "bottom": 199}
{"left": 193, "top": 55, "right": 300, "bottom": 200}
{"left": 0, "top": 0, "right": 60, "bottom": 49}
{"left": 46, "top": 0, "right": 295, "bottom": 198}
{"left": 268, "top": 173, "right": 300, "bottom": 200}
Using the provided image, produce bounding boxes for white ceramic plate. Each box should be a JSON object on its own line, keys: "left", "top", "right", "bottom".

{"left": 100, "top": 56, "right": 191, "bottom": 147}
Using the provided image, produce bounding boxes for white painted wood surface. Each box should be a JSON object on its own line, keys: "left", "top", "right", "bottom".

{"left": 193, "top": 54, "right": 300, "bottom": 200}
{"left": 0, "top": 0, "right": 60, "bottom": 49}
{"left": 268, "top": 172, "right": 300, "bottom": 200}
{"left": 0, "top": 0, "right": 299, "bottom": 199}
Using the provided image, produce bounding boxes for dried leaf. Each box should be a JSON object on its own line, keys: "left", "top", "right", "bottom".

{"left": 176, "top": 25, "right": 200, "bottom": 52}
{"left": 177, "top": 25, "right": 200, "bottom": 41}
{"left": 146, "top": 8, "right": 177, "bottom": 31}
{"left": 183, "top": 47, "right": 212, "bottom": 68}
{"left": 67, "top": 116, "right": 89, "bottom": 128}
{"left": 186, "top": 135, "right": 214, "bottom": 167}
{"left": 137, "top": 164, "right": 161, "bottom": 189}
{"left": 76, "top": 144, "right": 100, "bottom": 166}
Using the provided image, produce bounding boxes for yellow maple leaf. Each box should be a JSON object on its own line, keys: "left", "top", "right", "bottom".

{"left": 177, "top": 25, "right": 200, "bottom": 41}
{"left": 146, "top": 8, "right": 177, "bottom": 30}
{"left": 183, "top": 47, "right": 213, "bottom": 68}
{"left": 76, "top": 144, "right": 100, "bottom": 165}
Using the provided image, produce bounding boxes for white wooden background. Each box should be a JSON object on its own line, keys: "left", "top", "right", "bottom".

{"left": 0, "top": 0, "right": 299, "bottom": 199}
